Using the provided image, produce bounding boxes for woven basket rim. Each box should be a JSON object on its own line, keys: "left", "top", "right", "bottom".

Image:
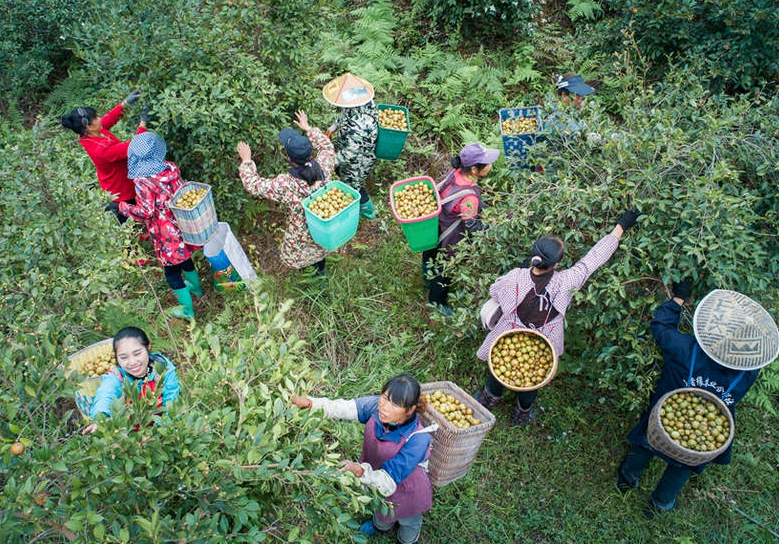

{"left": 168, "top": 182, "right": 213, "bottom": 211}
{"left": 420, "top": 380, "right": 496, "bottom": 434}
{"left": 487, "top": 328, "right": 559, "bottom": 392}
{"left": 648, "top": 387, "right": 735, "bottom": 464}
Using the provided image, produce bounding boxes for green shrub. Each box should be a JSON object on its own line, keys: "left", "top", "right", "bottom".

{"left": 590, "top": 0, "right": 779, "bottom": 92}
{"left": 410, "top": 0, "right": 542, "bottom": 40}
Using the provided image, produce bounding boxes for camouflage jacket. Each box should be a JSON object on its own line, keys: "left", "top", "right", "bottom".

{"left": 334, "top": 101, "right": 378, "bottom": 189}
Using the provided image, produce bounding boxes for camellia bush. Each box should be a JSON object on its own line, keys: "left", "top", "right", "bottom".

{"left": 440, "top": 67, "right": 779, "bottom": 410}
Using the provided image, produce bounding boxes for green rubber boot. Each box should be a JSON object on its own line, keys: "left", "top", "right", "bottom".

{"left": 183, "top": 269, "right": 203, "bottom": 297}
{"left": 359, "top": 197, "right": 376, "bottom": 220}
{"left": 170, "top": 287, "right": 195, "bottom": 319}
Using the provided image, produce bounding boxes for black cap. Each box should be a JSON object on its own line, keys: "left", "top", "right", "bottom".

{"left": 278, "top": 128, "right": 313, "bottom": 163}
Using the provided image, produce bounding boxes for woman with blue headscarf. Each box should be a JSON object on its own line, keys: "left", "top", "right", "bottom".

{"left": 116, "top": 132, "right": 203, "bottom": 319}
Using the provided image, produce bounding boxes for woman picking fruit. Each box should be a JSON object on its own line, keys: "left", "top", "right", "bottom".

{"left": 473, "top": 209, "right": 641, "bottom": 425}
{"left": 617, "top": 285, "right": 778, "bottom": 517}
{"left": 322, "top": 73, "right": 379, "bottom": 219}
{"left": 61, "top": 91, "right": 148, "bottom": 224}
{"left": 237, "top": 110, "right": 335, "bottom": 275}
{"left": 292, "top": 375, "right": 436, "bottom": 544}
{"left": 82, "top": 327, "right": 180, "bottom": 434}
{"left": 543, "top": 73, "right": 596, "bottom": 138}
{"left": 116, "top": 131, "right": 204, "bottom": 319}
{"left": 422, "top": 143, "right": 500, "bottom": 316}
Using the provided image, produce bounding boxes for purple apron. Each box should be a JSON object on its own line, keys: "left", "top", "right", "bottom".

{"left": 359, "top": 416, "right": 433, "bottom": 522}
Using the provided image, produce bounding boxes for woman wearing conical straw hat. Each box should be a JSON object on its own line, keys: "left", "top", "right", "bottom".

{"left": 617, "top": 282, "right": 779, "bottom": 518}
{"left": 322, "top": 73, "right": 379, "bottom": 220}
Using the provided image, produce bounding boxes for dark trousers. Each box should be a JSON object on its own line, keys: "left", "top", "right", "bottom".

{"left": 422, "top": 248, "right": 449, "bottom": 306}
{"left": 359, "top": 187, "right": 370, "bottom": 204}
{"left": 485, "top": 374, "right": 537, "bottom": 409}
{"left": 310, "top": 259, "right": 326, "bottom": 276}
{"left": 163, "top": 258, "right": 195, "bottom": 290}
{"left": 619, "top": 444, "right": 693, "bottom": 510}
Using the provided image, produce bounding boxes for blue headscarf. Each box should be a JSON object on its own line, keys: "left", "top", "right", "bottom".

{"left": 127, "top": 131, "right": 168, "bottom": 179}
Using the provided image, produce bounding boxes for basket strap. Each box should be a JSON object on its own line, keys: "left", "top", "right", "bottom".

{"left": 438, "top": 188, "right": 476, "bottom": 206}
{"left": 723, "top": 372, "right": 745, "bottom": 399}
{"left": 686, "top": 345, "right": 699, "bottom": 387}
{"left": 437, "top": 219, "right": 462, "bottom": 244}
{"left": 408, "top": 423, "right": 439, "bottom": 439}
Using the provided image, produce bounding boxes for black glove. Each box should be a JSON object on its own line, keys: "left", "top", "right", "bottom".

{"left": 139, "top": 103, "right": 150, "bottom": 123}
{"left": 104, "top": 202, "right": 119, "bottom": 214}
{"left": 617, "top": 208, "right": 641, "bottom": 231}
{"left": 464, "top": 217, "right": 488, "bottom": 233}
{"left": 122, "top": 89, "right": 141, "bottom": 106}
{"left": 672, "top": 279, "right": 691, "bottom": 301}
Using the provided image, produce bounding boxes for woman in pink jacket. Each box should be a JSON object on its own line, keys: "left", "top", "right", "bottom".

{"left": 473, "top": 209, "right": 640, "bottom": 426}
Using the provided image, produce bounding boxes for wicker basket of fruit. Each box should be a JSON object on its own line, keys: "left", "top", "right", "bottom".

{"left": 389, "top": 176, "right": 441, "bottom": 252}
{"left": 168, "top": 182, "right": 218, "bottom": 245}
{"left": 487, "top": 328, "right": 558, "bottom": 392}
{"left": 419, "top": 381, "right": 496, "bottom": 486}
{"left": 376, "top": 104, "right": 410, "bottom": 161}
{"left": 66, "top": 339, "right": 115, "bottom": 418}
{"left": 647, "top": 388, "right": 735, "bottom": 466}
{"left": 498, "top": 106, "right": 543, "bottom": 170}
{"left": 302, "top": 180, "right": 360, "bottom": 251}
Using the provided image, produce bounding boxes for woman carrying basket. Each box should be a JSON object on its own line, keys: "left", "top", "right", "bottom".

{"left": 116, "top": 132, "right": 203, "bottom": 319}
{"left": 422, "top": 143, "right": 500, "bottom": 316}
{"left": 473, "top": 209, "right": 640, "bottom": 425}
{"left": 82, "top": 327, "right": 180, "bottom": 435}
{"left": 237, "top": 110, "right": 335, "bottom": 275}
{"left": 291, "top": 374, "right": 435, "bottom": 544}
{"left": 617, "top": 283, "right": 777, "bottom": 518}
{"left": 61, "top": 91, "right": 148, "bottom": 224}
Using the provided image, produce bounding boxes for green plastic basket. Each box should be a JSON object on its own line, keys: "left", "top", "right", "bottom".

{"left": 302, "top": 181, "right": 360, "bottom": 251}
{"left": 376, "top": 104, "right": 410, "bottom": 161}
{"left": 389, "top": 176, "right": 441, "bottom": 252}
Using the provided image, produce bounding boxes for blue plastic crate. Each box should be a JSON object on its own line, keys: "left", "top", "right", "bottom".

{"left": 499, "top": 106, "right": 542, "bottom": 170}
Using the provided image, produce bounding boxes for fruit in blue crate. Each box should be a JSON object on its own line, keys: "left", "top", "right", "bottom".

{"left": 502, "top": 117, "right": 536, "bottom": 135}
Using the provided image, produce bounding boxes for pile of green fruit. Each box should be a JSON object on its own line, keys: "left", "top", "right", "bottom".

{"left": 490, "top": 332, "right": 554, "bottom": 388}
{"left": 307, "top": 187, "right": 354, "bottom": 220}
{"left": 659, "top": 392, "right": 730, "bottom": 452}
{"left": 176, "top": 187, "right": 208, "bottom": 209}
{"left": 393, "top": 183, "right": 437, "bottom": 219}
{"left": 378, "top": 108, "right": 408, "bottom": 131}
{"left": 424, "top": 390, "right": 481, "bottom": 428}
{"left": 71, "top": 343, "right": 115, "bottom": 378}
{"left": 501, "top": 117, "right": 536, "bottom": 135}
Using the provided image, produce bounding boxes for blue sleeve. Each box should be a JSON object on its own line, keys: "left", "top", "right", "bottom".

{"left": 650, "top": 299, "right": 695, "bottom": 372}
{"left": 381, "top": 433, "right": 431, "bottom": 484}
{"left": 160, "top": 363, "right": 180, "bottom": 407}
{"left": 355, "top": 395, "right": 379, "bottom": 424}
{"left": 90, "top": 372, "right": 122, "bottom": 418}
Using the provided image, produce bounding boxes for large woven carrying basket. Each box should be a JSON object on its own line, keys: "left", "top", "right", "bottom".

{"left": 66, "top": 339, "right": 113, "bottom": 419}
{"left": 419, "top": 381, "right": 496, "bottom": 486}
{"left": 646, "top": 387, "right": 735, "bottom": 466}
{"left": 168, "top": 181, "right": 218, "bottom": 246}
{"left": 487, "top": 328, "right": 559, "bottom": 392}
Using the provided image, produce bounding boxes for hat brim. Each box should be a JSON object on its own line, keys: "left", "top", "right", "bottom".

{"left": 566, "top": 82, "right": 596, "bottom": 96}
{"left": 482, "top": 148, "right": 501, "bottom": 164}
{"left": 322, "top": 73, "right": 375, "bottom": 107}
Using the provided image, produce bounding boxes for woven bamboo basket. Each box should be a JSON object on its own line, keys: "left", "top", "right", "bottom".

{"left": 419, "top": 381, "right": 496, "bottom": 486}
{"left": 168, "top": 182, "right": 218, "bottom": 245}
{"left": 646, "top": 387, "right": 735, "bottom": 466}
{"left": 66, "top": 339, "right": 113, "bottom": 419}
{"left": 487, "top": 328, "right": 559, "bottom": 392}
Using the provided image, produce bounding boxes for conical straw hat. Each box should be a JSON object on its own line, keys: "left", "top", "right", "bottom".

{"left": 322, "top": 73, "right": 374, "bottom": 107}
{"left": 693, "top": 289, "right": 779, "bottom": 370}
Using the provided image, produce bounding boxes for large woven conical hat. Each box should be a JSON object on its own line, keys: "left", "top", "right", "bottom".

{"left": 322, "top": 73, "right": 374, "bottom": 107}
{"left": 693, "top": 289, "right": 779, "bottom": 370}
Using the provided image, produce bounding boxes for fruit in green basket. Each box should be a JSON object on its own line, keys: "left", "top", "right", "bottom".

{"left": 10, "top": 442, "right": 24, "bottom": 455}
{"left": 176, "top": 188, "right": 208, "bottom": 209}
{"left": 393, "top": 183, "right": 437, "bottom": 219}
{"left": 502, "top": 117, "right": 536, "bottom": 135}
{"left": 424, "top": 390, "right": 481, "bottom": 428}
{"left": 308, "top": 187, "right": 354, "bottom": 220}
{"left": 378, "top": 108, "right": 408, "bottom": 131}
{"left": 490, "top": 332, "right": 554, "bottom": 388}
{"left": 659, "top": 392, "right": 730, "bottom": 452}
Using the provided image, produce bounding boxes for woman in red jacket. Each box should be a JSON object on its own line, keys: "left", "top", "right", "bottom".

{"left": 61, "top": 90, "right": 148, "bottom": 224}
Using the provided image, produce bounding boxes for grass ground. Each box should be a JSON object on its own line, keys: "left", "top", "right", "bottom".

{"left": 166, "top": 184, "right": 778, "bottom": 544}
